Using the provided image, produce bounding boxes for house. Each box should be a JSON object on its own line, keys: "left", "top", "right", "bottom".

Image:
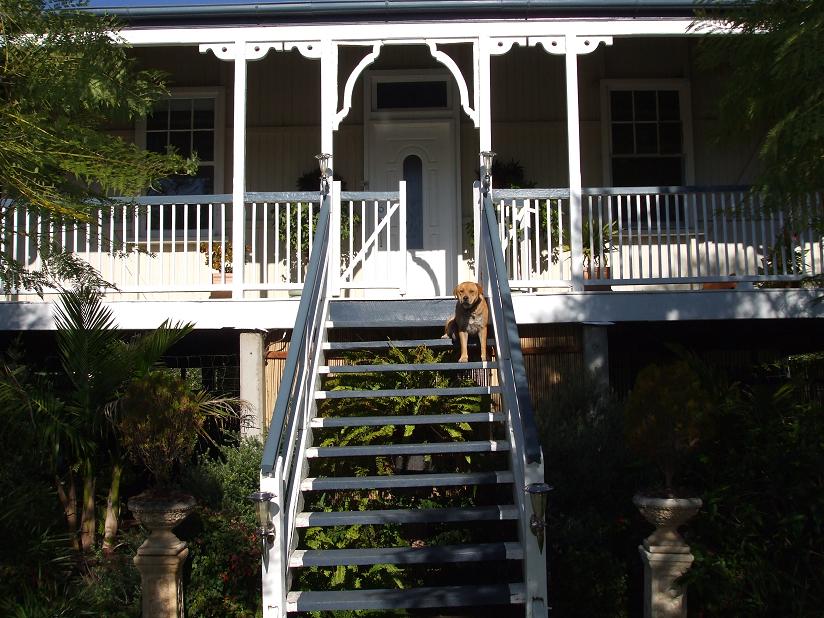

{"left": 2, "top": 0, "right": 822, "bottom": 616}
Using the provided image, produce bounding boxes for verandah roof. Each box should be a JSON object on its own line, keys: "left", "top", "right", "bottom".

{"left": 80, "top": 0, "right": 705, "bottom": 24}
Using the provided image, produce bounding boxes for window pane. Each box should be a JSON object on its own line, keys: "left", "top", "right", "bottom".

{"left": 634, "top": 91, "right": 657, "bottom": 121}
{"left": 145, "top": 131, "right": 167, "bottom": 154}
{"left": 658, "top": 90, "right": 680, "bottom": 121}
{"left": 146, "top": 103, "right": 168, "bottom": 131}
{"left": 169, "top": 99, "right": 191, "bottom": 130}
{"left": 612, "top": 124, "right": 634, "bottom": 155}
{"left": 376, "top": 81, "right": 448, "bottom": 110}
{"left": 611, "top": 91, "right": 633, "bottom": 121}
{"left": 169, "top": 131, "right": 191, "bottom": 158}
{"left": 192, "top": 130, "right": 214, "bottom": 161}
{"left": 403, "top": 155, "right": 423, "bottom": 249}
{"left": 660, "top": 122, "right": 682, "bottom": 154}
{"left": 635, "top": 124, "right": 658, "bottom": 154}
{"left": 192, "top": 98, "right": 215, "bottom": 129}
{"left": 613, "top": 156, "right": 682, "bottom": 187}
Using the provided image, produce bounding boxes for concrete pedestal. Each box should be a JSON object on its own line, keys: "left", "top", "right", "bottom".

{"left": 639, "top": 545, "right": 694, "bottom": 618}
{"left": 134, "top": 546, "right": 189, "bottom": 618}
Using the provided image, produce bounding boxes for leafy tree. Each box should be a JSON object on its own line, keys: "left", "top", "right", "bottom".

{"left": 0, "top": 0, "right": 195, "bottom": 293}
{"left": 0, "top": 283, "right": 193, "bottom": 553}
{"left": 695, "top": 0, "right": 824, "bottom": 207}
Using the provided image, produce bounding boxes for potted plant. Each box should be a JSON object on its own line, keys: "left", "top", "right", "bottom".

{"left": 624, "top": 359, "right": 712, "bottom": 549}
{"left": 118, "top": 370, "right": 240, "bottom": 617}
{"left": 581, "top": 217, "right": 617, "bottom": 290}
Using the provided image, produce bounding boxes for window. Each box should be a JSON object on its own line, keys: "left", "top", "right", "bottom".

{"left": 601, "top": 80, "right": 693, "bottom": 188}
{"left": 376, "top": 81, "right": 448, "bottom": 110}
{"left": 145, "top": 97, "right": 218, "bottom": 195}
{"left": 137, "top": 89, "right": 224, "bottom": 235}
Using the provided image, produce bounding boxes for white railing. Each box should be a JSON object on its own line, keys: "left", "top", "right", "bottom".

{"left": 3, "top": 186, "right": 408, "bottom": 298}
{"left": 337, "top": 186, "right": 407, "bottom": 293}
{"left": 493, "top": 186, "right": 824, "bottom": 289}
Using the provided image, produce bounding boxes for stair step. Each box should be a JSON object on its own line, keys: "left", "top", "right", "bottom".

{"left": 319, "top": 361, "right": 497, "bottom": 374}
{"left": 287, "top": 583, "right": 526, "bottom": 612}
{"left": 316, "top": 385, "right": 499, "bottom": 399}
{"left": 310, "top": 412, "right": 505, "bottom": 428}
{"left": 306, "top": 440, "right": 510, "bottom": 458}
{"left": 290, "top": 542, "right": 523, "bottom": 567}
{"left": 295, "top": 505, "right": 519, "bottom": 527}
{"left": 300, "top": 470, "right": 514, "bottom": 491}
{"left": 324, "top": 338, "right": 453, "bottom": 351}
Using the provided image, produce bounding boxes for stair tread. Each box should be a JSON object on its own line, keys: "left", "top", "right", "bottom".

{"left": 316, "top": 385, "right": 499, "bottom": 399}
{"left": 325, "top": 338, "right": 492, "bottom": 351}
{"left": 306, "top": 440, "right": 509, "bottom": 458}
{"left": 310, "top": 412, "right": 505, "bottom": 428}
{"left": 290, "top": 542, "right": 523, "bottom": 567}
{"left": 287, "top": 583, "right": 526, "bottom": 611}
{"left": 319, "top": 361, "right": 497, "bottom": 373}
{"left": 301, "top": 470, "right": 514, "bottom": 491}
{"left": 295, "top": 505, "right": 519, "bottom": 527}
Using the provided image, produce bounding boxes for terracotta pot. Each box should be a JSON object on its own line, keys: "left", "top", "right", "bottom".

{"left": 633, "top": 494, "right": 702, "bottom": 552}
{"left": 584, "top": 265, "right": 611, "bottom": 291}
{"left": 210, "top": 271, "right": 232, "bottom": 299}
{"left": 128, "top": 491, "right": 196, "bottom": 555}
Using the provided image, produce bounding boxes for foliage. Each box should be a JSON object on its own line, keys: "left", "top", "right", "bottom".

{"left": 683, "top": 356, "right": 824, "bottom": 616}
{"left": 293, "top": 346, "right": 489, "bottom": 606}
{"left": 539, "top": 370, "right": 641, "bottom": 618}
{"left": 694, "top": 0, "right": 824, "bottom": 210}
{"left": 0, "top": 0, "right": 195, "bottom": 293}
{"left": 489, "top": 158, "right": 536, "bottom": 190}
{"left": 178, "top": 439, "right": 264, "bottom": 618}
{"left": 0, "top": 282, "right": 194, "bottom": 552}
{"left": 117, "top": 370, "right": 237, "bottom": 489}
{"left": 624, "top": 360, "right": 714, "bottom": 495}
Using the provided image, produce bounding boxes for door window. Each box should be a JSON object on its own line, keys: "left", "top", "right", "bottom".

{"left": 403, "top": 155, "right": 423, "bottom": 249}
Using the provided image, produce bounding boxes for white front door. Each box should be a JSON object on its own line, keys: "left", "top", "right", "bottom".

{"left": 366, "top": 119, "right": 458, "bottom": 297}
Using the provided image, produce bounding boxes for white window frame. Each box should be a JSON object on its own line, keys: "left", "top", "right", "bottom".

{"left": 600, "top": 79, "right": 695, "bottom": 187}
{"left": 135, "top": 86, "right": 226, "bottom": 194}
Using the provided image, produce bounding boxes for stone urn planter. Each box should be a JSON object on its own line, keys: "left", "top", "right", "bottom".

{"left": 128, "top": 492, "right": 196, "bottom": 618}
{"left": 634, "top": 494, "right": 702, "bottom": 618}
{"left": 633, "top": 494, "right": 702, "bottom": 553}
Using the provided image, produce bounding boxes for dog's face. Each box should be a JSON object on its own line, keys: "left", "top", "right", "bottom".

{"left": 453, "top": 281, "right": 484, "bottom": 309}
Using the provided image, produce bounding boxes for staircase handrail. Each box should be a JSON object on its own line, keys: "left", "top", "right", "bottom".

{"left": 479, "top": 190, "right": 543, "bottom": 465}
{"left": 479, "top": 185, "right": 548, "bottom": 617}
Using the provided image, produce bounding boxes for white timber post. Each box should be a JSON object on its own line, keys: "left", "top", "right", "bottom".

{"left": 260, "top": 472, "right": 284, "bottom": 618}
{"left": 231, "top": 45, "right": 247, "bottom": 298}
{"left": 320, "top": 39, "right": 337, "bottom": 175}
{"left": 200, "top": 41, "right": 282, "bottom": 299}
{"left": 564, "top": 34, "right": 585, "bottom": 292}
{"left": 477, "top": 37, "right": 492, "bottom": 282}
{"left": 239, "top": 330, "right": 267, "bottom": 438}
{"left": 530, "top": 35, "right": 612, "bottom": 292}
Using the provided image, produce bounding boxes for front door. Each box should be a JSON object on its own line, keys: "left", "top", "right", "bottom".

{"left": 366, "top": 119, "right": 458, "bottom": 297}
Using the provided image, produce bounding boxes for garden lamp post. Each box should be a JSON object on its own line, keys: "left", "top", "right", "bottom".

{"left": 525, "top": 482, "right": 553, "bottom": 552}
{"left": 248, "top": 491, "right": 275, "bottom": 549}
{"left": 480, "top": 150, "right": 496, "bottom": 194}
{"left": 316, "top": 152, "right": 332, "bottom": 195}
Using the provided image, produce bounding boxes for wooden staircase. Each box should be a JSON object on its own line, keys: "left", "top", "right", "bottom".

{"left": 285, "top": 333, "right": 526, "bottom": 614}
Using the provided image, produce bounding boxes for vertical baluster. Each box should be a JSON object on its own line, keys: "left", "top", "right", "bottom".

{"left": 348, "top": 200, "right": 354, "bottom": 284}
{"left": 654, "top": 194, "right": 662, "bottom": 278}
{"left": 262, "top": 201, "right": 269, "bottom": 286}
{"left": 286, "top": 202, "right": 292, "bottom": 284}
{"left": 693, "top": 193, "right": 702, "bottom": 279}
{"left": 805, "top": 192, "right": 816, "bottom": 275}
{"left": 701, "top": 192, "right": 711, "bottom": 277}
{"left": 710, "top": 192, "right": 720, "bottom": 277}
{"left": 720, "top": 192, "right": 730, "bottom": 276}
{"left": 681, "top": 193, "right": 691, "bottom": 279}
{"left": 616, "top": 195, "right": 624, "bottom": 280}
{"left": 109, "top": 204, "right": 115, "bottom": 285}
{"left": 645, "top": 194, "right": 652, "bottom": 280}
{"left": 597, "top": 195, "right": 605, "bottom": 279}
{"left": 297, "top": 200, "right": 303, "bottom": 285}
{"left": 749, "top": 192, "right": 759, "bottom": 276}
{"left": 196, "top": 202, "right": 203, "bottom": 286}
{"left": 627, "top": 194, "right": 635, "bottom": 279}
{"left": 586, "top": 196, "right": 595, "bottom": 279}
{"left": 731, "top": 192, "right": 740, "bottom": 277}
{"left": 532, "top": 199, "right": 540, "bottom": 281}
{"left": 664, "top": 193, "right": 673, "bottom": 278}
{"left": 274, "top": 203, "right": 281, "bottom": 286}
{"left": 251, "top": 201, "right": 258, "bottom": 286}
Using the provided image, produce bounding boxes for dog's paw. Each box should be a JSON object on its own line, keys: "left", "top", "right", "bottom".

{"left": 458, "top": 355, "right": 468, "bottom": 363}
{"left": 441, "top": 334, "right": 450, "bottom": 339}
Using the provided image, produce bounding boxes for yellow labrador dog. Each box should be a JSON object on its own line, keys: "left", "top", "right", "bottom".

{"left": 443, "top": 281, "right": 489, "bottom": 362}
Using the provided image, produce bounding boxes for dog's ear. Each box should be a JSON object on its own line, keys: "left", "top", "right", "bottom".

{"left": 453, "top": 284, "right": 461, "bottom": 299}
{"left": 476, "top": 282, "right": 484, "bottom": 298}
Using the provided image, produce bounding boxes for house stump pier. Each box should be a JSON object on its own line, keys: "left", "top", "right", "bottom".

{"left": 639, "top": 543, "right": 694, "bottom": 618}
{"left": 134, "top": 545, "right": 189, "bottom": 618}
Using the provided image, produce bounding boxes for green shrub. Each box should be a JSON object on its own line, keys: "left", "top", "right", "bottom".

{"left": 178, "top": 439, "right": 264, "bottom": 618}
{"left": 683, "top": 359, "right": 824, "bottom": 616}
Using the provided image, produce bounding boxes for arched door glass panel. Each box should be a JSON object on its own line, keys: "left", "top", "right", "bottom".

{"left": 403, "top": 155, "right": 423, "bottom": 249}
